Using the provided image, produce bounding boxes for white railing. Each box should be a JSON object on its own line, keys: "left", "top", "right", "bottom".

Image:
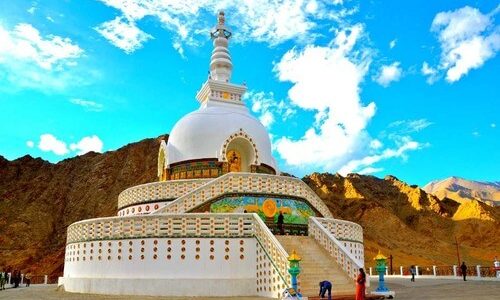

{"left": 309, "top": 217, "right": 364, "bottom": 281}
{"left": 118, "top": 179, "right": 211, "bottom": 209}
{"left": 66, "top": 213, "right": 255, "bottom": 244}
{"left": 253, "top": 214, "right": 291, "bottom": 287}
{"left": 153, "top": 173, "right": 333, "bottom": 219}
{"left": 315, "top": 217, "right": 363, "bottom": 243}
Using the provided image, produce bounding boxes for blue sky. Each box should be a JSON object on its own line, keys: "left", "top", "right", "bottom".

{"left": 0, "top": 0, "right": 498, "bottom": 186}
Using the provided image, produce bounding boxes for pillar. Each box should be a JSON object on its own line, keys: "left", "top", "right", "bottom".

{"left": 453, "top": 265, "right": 457, "bottom": 277}
{"left": 400, "top": 266, "right": 403, "bottom": 276}
{"left": 7, "top": 273, "right": 11, "bottom": 285}
{"left": 21, "top": 274, "right": 24, "bottom": 285}
{"left": 476, "top": 265, "right": 481, "bottom": 278}
{"left": 385, "top": 266, "right": 389, "bottom": 276}
{"left": 416, "top": 266, "right": 419, "bottom": 277}
{"left": 433, "top": 266, "right": 437, "bottom": 277}
{"left": 369, "top": 267, "right": 372, "bottom": 276}
{"left": 44, "top": 275, "right": 48, "bottom": 284}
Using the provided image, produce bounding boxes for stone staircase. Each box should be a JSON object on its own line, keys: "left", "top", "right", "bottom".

{"left": 276, "top": 236, "right": 355, "bottom": 298}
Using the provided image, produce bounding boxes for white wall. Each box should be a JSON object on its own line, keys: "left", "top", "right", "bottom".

{"left": 64, "top": 237, "right": 256, "bottom": 279}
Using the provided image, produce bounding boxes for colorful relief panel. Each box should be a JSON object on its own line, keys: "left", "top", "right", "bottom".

{"left": 209, "top": 196, "right": 316, "bottom": 225}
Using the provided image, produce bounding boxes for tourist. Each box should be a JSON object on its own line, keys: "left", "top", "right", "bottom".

{"left": 461, "top": 262, "right": 467, "bottom": 281}
{"left": 25, "top": 272, "right": 31, "bottom": 287}
{"left": 277, "top": 211, "right": 284, "bottom": 235}
{"left": 318, "top": 280, "right": 332, "bottom": 300}
{"left": 355, "top": 268, "right": 366, "bottom": 300}
{"left": 410, "top": 265, "right": 416, "bottom": 282}
{"left": 13, "top": 270, "right": 19, "bottom": 288}
{"left": 0, "top": 270, "right": 6, "bottom": 290}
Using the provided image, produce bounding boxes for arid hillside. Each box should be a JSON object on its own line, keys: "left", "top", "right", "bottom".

{"left": 304, "top": 173, "right": 499, "bottom": 269}
{"left": 423, "top": 176, "right": 500, "bottom": 207}
{"left": 0, "top": 135, "right": 165, "bottom": 276}
{"left": 1, "top": 134, "right": 498, "bottom": 277}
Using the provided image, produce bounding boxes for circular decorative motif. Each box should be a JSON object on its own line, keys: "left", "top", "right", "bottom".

{"left": 262, "top": 199, "right": 277, "bottom": 218}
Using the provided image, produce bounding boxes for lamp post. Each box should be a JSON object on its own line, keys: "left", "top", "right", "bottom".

{"left": 288, "top": 250, "right": 302, "bottom": 296}
{"left": 371, "top": 250, "right": 395, "bottom": 298}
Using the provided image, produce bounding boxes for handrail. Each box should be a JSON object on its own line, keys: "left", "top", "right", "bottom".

{"left": 309, "top": 217, "right": 363, "bottom": 280}
{"left": 66, "top": 213, "right": 255, "bottom": 244}
{"left": 314, "top": 217, "right": 364, "bottom": 244}
{"left": 253, "top": 213, "right": 290, "bottom": 285}
{"left": 118, "top": 179, "right": 212, "bottom": 209}
{"left": 152, "top": 172, "right": 333, "bottom": 218}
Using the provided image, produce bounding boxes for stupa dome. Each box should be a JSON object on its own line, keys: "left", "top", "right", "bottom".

{"left": 166, "top": 100, "right": 278, "bottom": 173}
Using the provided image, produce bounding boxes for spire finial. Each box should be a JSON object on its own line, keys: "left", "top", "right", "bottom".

{"left": 209, "top": 11, "right": 232, "bottom": 82}
{"left": 218, "top": 11, "right": 225, "bottom": 25}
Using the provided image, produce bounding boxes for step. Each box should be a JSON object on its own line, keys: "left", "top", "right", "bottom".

{"left": 275, "top": 235, "right": 356, "bottom": 297}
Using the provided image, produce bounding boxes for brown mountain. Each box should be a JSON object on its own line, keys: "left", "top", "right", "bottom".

{"left": 1, "top": 135, "right": 498, "bottom": 277}
{"left": 423, "top": 176, "right": 500, "bottom": 207}
{"left": 304, "top": 173, "right": 500, "bottom": 269}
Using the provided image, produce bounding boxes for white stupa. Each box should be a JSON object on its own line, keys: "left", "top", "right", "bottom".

{"left": 59, "top": 12, "right": 365, "bottom": 298}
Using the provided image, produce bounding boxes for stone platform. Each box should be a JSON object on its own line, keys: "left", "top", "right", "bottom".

{"left": 2, "top": 278, "right": 500, "bottom": 300}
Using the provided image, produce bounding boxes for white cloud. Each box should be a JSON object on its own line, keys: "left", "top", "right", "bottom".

{"left": 338, "top": 136, "right": 423, "bottom": 175}
{"left": 472, "top": 131, "right": 480, "bottom": 137}
{"left": 26, "top": 140, "right": 34, "bottom": 148}
{"left": 0, "top": 23, "right": 85, "bottom": 91}
{"left": 95, "top": 0, "right": 356, "bottom": 53}
{"left": 70, "top": 135, "right": 104, "bottom": 155}
{"left": 492, "top": 123, "right": 497, "bottom": 128}
{"left": 358, "top": 166, "right": 383, "bottom": 175}
{"left": 245, "top": 91, "right": 296, "bottom": 129}
{"left": 94, "top": 17, "right": 153, "bottom": 54}
{"left": 38, "top": 134, "right": 69, "bottom": 155}
{"left": 375, "top": 62, "right": 402, "bottom": 87}
{"left": 0, "top": 23, "right": 83, "bottom": 70}
{"left": 35, "top": 134, "right": 104, "bottom": 156}
{"left": 421, "top": 61, "right": 439, "bottom": 84}
{"left": 273, "top": 24, "right": 376, "bottom": 171}
{"left": 27, "top": 6, "right": 36, "bottom": 15}
{"left": 70, "top": 98, "right": 104, "bottom": 112}
{"left": 389, "top": 39, "right": 397, "bottom": 49}
{"left": 425, "top": 5, "right": 500, "bottom": 83}
{"left": 389, "top": 119, "right": 433, "bottom": 133}
{"left": 369, "top": 139, "right": 383, "bottom": 149}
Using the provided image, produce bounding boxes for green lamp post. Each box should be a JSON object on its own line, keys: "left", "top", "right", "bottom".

{"left": 374, "top": 250, "right": 389, "bottom": 292}
{"left": 288, "top": 250, "right": 302, "bottom": 296}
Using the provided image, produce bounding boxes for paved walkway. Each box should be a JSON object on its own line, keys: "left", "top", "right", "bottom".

{"left": 376, "top": 277, "right": 500, "bottom": 299}
{"left": 0, "top": 278, "right": 499, "bottom": 299}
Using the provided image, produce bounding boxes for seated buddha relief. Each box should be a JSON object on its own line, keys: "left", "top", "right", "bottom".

{"left": 227, "top": 149, "right": 241, "bottom": 172}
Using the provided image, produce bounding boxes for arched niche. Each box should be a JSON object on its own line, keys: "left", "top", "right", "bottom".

{"left": 225, "top": 137, "right": 255, "bottom": 172}
{"left": 221, "top": 130, "right": 258, "bottom": 173}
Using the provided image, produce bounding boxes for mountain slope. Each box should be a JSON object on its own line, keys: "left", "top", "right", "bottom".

{"left": 423, "top": 176, "right": 500, "bottom": 207}
{"left": 303, "top": 173, "right": 500, "bottom": 269}
{"left": 1, "top": 135, "right": 498, "bottom": 278}
{"left": 0, "top": 135, "right": 166, "bottom": 276}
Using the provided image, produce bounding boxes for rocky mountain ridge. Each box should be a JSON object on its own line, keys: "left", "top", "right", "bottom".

{"left": 1, "top": 135, "right": 498, "bottom": 277}
{"left": 423, "top": 176, "right": 500, "bottom": 207}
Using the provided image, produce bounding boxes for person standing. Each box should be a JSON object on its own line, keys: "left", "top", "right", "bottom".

{"left": 0, "top": 270, "right": 6, "bottom": 290}
{"left": 25, "top": 272, "right": 31, "bottom": 287}
{"left": 355, "top": 268, "right": 366, "bottom": 300}
{"left": 461, "top": 262, "right": 467, "bottom": 281}
{"left": 410, "top": 265, "right": 416, "bottom": 282}
{"left": 318, "top": 280, "right": 332, "bottom": 300}
{"left": 277, "top": 211, "right": 285, "bottom": 235}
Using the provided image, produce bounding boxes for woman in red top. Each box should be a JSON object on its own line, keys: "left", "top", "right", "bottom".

{"left": 355, "top": 268, "right": 366, "bottom": 300}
